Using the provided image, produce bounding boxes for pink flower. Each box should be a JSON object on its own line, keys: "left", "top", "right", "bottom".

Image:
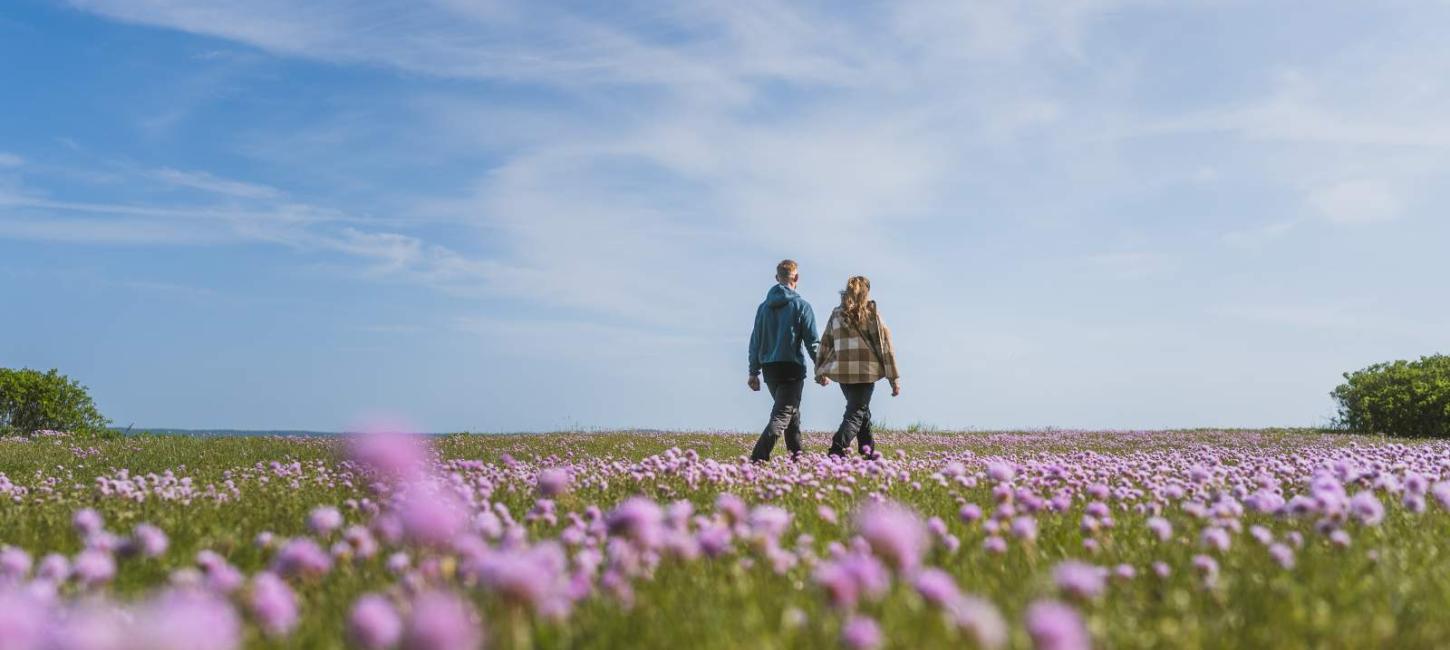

{"left": 204, "top": 561, "right": 245, "bottom": 595}
{"left": 308, "top": 506, "right": 344, "bottom": 536}
{"left": 983, "top": 536, "right": 1008, "bottom": 554}
{"left": 49, "top": 601, "right": 127, "bottom": 650}
{"left": 133, "top": 589, "right": 242, "bottom": 650}
{"left": 696, "top": 524, "right": 733, "bottom": 558}
{"left": 1052, "top": 561, "right": 1105, "bottom": 599}
{"left": 912, "top": 568, "right": 961, "bottom": 608}
{"left": 348, "top": 427, "right": 429, "bottom": 482}
{"left": 0, "top": 547, "right": 32, "bottom": 581}
{"left": 749, "top": 505, "right": 792, "bottom": 541}
{"left": 473, "top": 542, "right": 570, "bottom": 617}
{"left": 73, "top": 508, "right": 104, "bottom": 538}
{"left": 854, "top": 501, "right": 928, "bottom": 572}
{"left": 1010, "top": 516, "right": 1038, "bottom": 542}
{"left": 132, "top": 523, "right": 170, "bottom": 558}
{"left": 1192, "top": 554, "right": 1219, "bottom": 586}
{"left": 715, "top": 493, "right": 748, "bottom": 524}
{"left": 537, "top": 468, "right": 571, "bottom": 498}
{"left": 350, "top": 594, "right": 404, "bottom": 650}
{"left": 248, "top": 572, "right": 300, "bottom": 637}
{"left": 1025, "top": 600, "right": 1090, "bottom": 650}
{"left": 1269, "top": 543, "right": 1295, "bottom": 569}
{"left": 272, "top": 538, "right": 332, "bottom": 578}
{"left": 841, "top": 615, "right": 883, "bottom": 650}
{"left": 72, "top": 549, "right": 116, "bottom": 586}
{"left": 402, "top": 590, "right": 483, "bottom": 650}
{"left": 1146, "top": 517, "right": 1172, "bottom": 542}
{"left": 951, "top": 596, "right": 1007, "bottom": 649}
{"left": 813, "top": 552, "right": 889, "bottom": 610}
{"left": 1200, "top": 527, "right": 1231, "bottom": 552}
{"left": 606, "top": 497, "right": 665, "bottom": 549}
{"left": 1349, "top": 491, "right": 1385, "bottom": 525}
{"left": 345, "top": 525, "right": 380, "bottom": 559}
{"left": 1430, "top": 482, "right": 1450, "bottom": 511}
{"left": 399, "top": 491, "right": 467, "bottom": 548}
{"left": 36, "top": 554, "right": 69, "bottom": 582}
{"left": 1249, "top": 525, "right": 1273, "bottom": 545}
{"left": 813, "top": 562, "right": 860, "bottom": 610}
{"left": 0, "top": 588, "right": 48, "bottom": 650}
{"left": 986, "top": 462, "right": 1016, "bottom": 482}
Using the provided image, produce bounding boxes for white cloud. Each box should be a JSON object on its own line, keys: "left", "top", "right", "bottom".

{"left": 0, "top": 152, "right": 22, "bottom": 167}
{"left": 1222, "top": 218, "right": 1302, "bottom": 249}
{"left": 1308, "top": 179, "right": 1403, "bottom": 224}
{"left": 151, "top": 168, "right": 282, "bottom": 199}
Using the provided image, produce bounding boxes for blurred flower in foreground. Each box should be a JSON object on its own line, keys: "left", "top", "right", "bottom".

{"left": 133, "top": 589, "right": 243, "bottom": 650}
{"left": 248, "top": 572, "right": 300, "bottom": 637}
{"left": 841, "top": 615, "right": 883, "bottom": 650}
{"left": 855, "top": 501, "right": 928, "bottom": 572}
{"left": 402, "top": 590, "right": 483, "bottom": 650}
{"left": 537, "top": 468, "right": 571, "bottom": 498}
{"left": 350, "top": 593, "right": 403, "bottom": 650}
{"left": 1025, "top": 600, "right": 1090, "bottom": 650}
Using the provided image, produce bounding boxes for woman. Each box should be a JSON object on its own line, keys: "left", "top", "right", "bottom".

{"left": 814, "top": 276, "right": 901, "bottom": 459}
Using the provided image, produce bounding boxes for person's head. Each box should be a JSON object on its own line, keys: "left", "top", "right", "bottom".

{"left": 775, "top": 259, "right": 799, "bottom": 288}
{"left": 839, "top": 275, "right": 873, "bottom": 326}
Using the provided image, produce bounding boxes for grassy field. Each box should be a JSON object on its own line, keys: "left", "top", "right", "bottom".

{"left": 1, "top": 428, "right": 1448, "bottom": 649}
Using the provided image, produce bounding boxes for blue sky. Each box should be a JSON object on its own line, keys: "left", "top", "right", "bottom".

{"left": 2, "top": 1, "right": 1447, "bottom": 432}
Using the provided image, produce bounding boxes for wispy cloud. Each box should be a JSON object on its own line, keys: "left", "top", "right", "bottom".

{"left": 0, "top": 160, "right": 496, "bottom": 292}
{"left": 151, "top": 168, "right": 282, "bottom": 200}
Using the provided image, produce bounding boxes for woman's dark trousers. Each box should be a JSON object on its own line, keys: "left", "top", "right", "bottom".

{"left": 829, "top": 383, "right": 876, "bottom": 457}
{"left": 750, "top": 378, "right": 804, "bottom": 461}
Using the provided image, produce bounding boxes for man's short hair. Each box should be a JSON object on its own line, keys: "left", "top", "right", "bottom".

{"left": 776, "top": 259, "right": 799, "bottom": 282}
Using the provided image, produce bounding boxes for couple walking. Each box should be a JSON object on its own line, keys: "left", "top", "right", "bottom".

{"left": 747, "top": 259, "right": 901, "bottom": 462}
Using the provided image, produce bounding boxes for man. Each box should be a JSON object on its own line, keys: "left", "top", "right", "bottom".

{"left": 747, "top": 259, "right": 819, "bottom": 462}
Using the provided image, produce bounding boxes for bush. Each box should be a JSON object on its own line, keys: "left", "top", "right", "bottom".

{"left": 0, "top": 367, "right": 111, "bottom": 436}
{"left": 1332, "top": 355, "right": 1450, "bottom": 438}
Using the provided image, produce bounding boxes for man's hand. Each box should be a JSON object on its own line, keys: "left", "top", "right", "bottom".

{"left": 890, "top": 379, "right": 901, "bottom": 397}
{"left": 816, "top": 376, "right": 831, "bottom": 386}
{"left": 748, "top": 375, "right": 761, "bottom": 392}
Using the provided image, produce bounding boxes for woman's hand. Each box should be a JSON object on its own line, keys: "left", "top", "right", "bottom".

{"left": 816, "top": 376, "right": 831, "bottom": 386}
{"left": 890, "top": 379, "right": 901, "bottom": 397}
{"left": 748, "top": 375, "right": 761, "bottom": 392}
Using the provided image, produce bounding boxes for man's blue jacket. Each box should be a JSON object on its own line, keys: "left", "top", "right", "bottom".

{"left": 749, "top": 284, "right": 819, "bottom": 376}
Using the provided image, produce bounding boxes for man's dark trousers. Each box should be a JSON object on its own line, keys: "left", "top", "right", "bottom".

{"left": 829, "top": 382, "right": 875, "bottom": 457}
{"left": 751, "top": 363, "right": 804, "bottom": 461}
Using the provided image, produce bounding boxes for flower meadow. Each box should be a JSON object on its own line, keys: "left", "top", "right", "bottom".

{"left": 3, "top": 429, "right": 1450, "bottom": 649}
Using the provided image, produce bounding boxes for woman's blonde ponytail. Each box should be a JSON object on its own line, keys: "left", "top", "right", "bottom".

{"left": 839, "top": 276, "right": 872, "bottom": 327}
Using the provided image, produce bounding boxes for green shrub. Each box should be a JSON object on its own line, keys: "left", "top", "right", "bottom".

{"left": 1332, "top": 355, "right": 1450, "bottom": 438}
{"left": 0, "top": 367, "right": 111, "bottom": 436}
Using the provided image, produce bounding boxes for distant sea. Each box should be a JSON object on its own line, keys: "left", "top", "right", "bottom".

{"left": 115, "top": 428, "right": 346, "bottom": 437}
{"left": 112, "top": 428, "right": 676, "bottom": 437}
